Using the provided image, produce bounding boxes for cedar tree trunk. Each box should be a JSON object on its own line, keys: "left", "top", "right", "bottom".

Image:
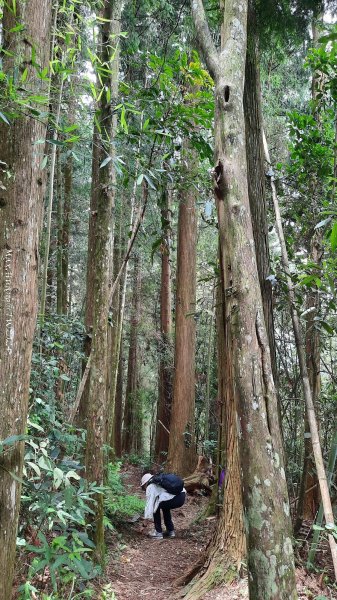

{"left": 84, "top": 0, "right": 122, "bottom": 563}
{"left": 0, "top": 1, "right": 52, "bottom": 596}
{"left": 167, "top": 142, "right": 198, "bottom": 476}
{"left": 155, "top": 184, "right": 173, "bottom": 461}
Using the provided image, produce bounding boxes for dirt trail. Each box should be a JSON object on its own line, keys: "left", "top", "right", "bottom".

{"left": 106, "top": 466, "right": 214, "bottom": 599}
{"left": 106, "top": 467, "right": 336, "bottom": 600}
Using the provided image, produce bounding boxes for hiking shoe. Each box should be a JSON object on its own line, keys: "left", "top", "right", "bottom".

{"left": 148, "top": 530, "right": 163, "bottom": 539}
{"left": 167, "top": 530, "right": 175, "bottom": 538}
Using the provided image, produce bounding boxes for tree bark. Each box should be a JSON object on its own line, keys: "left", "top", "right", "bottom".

{"left": 191, "top": 0, "right": 298, "bottom": 597}
{"left": 56, "top": 146, "right": 64, "bottom": 315}
{"left": 106, "top": 208, "right": 122, "bottom": 454}
{"left": 184, "top": 270, "right": 245, "bottom": 599}
{"left": 295, "top": 234, "right": 322, "bottom": 530}
{"left": 114, "top": 339, "right": 124, "bottom": 457}
{"left": 123, "top": 255, "right": 142, "bottom": 454}
{"left": 167, "top": 142, "right": 198, "bottom": 477}
{"left": 40, "top": 78, "right": 64, "bottom": 320}
{"left": 84, "top": 0, "right": 122, "bottom": 564}
{"left": 0, "top": 2, "right": 52, "bottom": 596}
{"left": 75, "top": 128, "right": 99, "bottom": 429}
{"left": 243, "top": 11, "right": 277, "bottom": 381}
{"left": 155, "top": 184, "right": 173, "bottom": 462}
{"left": 295, "top": 11, "right": 324, "bottom": 531}
{"left": 263, "top": 133, "right": 337, "bottom": 580}
{"left": 60, "top": 106, "right": 74, "bottom": 315}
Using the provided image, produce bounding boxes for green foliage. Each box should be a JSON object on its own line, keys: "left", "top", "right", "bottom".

{"left": 18, "top": 418, "right": 104, "bottom": 594}
{"left": 15, "top": 316, "right": 107, "bottom": 595}
{"left": 105, "top": 462, "right": 145, "bottom": 524}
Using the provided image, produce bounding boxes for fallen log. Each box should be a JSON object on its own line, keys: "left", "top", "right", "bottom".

{"left": 183, "top": 455, "right": 213, "bottom": 495}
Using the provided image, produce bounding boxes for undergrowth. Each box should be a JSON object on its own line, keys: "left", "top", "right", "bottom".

{"left": 12, "top": 316, "right": 145, "bottom": 599}
{"left": 105, "top": 462, "right": 145, "bottom": 523}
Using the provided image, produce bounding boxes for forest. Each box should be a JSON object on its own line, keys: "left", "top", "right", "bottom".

{"left": 1, "top": 0, "right": 337, "bottom": 598}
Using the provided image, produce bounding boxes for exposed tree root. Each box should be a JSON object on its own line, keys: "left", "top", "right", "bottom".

{"left": 174, "top": 551, "right": 240, "bottom": 600}
{"left": 174, "top": 554, "right": 206, "bottom": 587}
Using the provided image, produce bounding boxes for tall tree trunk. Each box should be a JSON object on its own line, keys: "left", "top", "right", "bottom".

{"left": 264, "top": 133, "right": 337, "bottom": 579}
{"left": 56, "top": 147, "right": 64, "bottom": 315}
{"left": 155, "top": 184, "right": 173, "bottom": 462}
{"left": 0, "top": 2, "right": 52, "bottom": 596}
{"left": 106, "top": 211, "right": 121, "bottom": 453}
{"left": 295, "top": 233, "right": 322, "bottom": 530}
{"left": 185, "top": 271, "right": 245, "bottom": 599}
{"left": 40, "top": 79, "right": 64, "bottom": 321}
{"left": 60, "top": 113, "right": 74, "bottom": 315}
{"left": 295, "top": 11, "right": 324, "bottom": 531}
{"left": 204, "top": 284, "right": 215, "bottom": 445}
{"left": 84, "top": 0, "right": 122, "bottom": 564}
{"left": 114, "top": 339, "right": 124, "bottom": 457}
{"left": 123, "top": 255, "right": 142, "bottom": 454}
{"left": 243, "top": 11, "right": 277, "bottom": 381}
{"left": 167, "top": 142, "right": 198, "bottom": 476}
{"left": 75, "top": 128, "right": 99, "bottom": 428}
{"left": 111, "top": 231, "right": 129, "bottom": 456}
{"left": 192, "top": 1, "right": 298, "bottom": 597}
{"left": 56, "top": 132, "right": 73, "bottom": 316}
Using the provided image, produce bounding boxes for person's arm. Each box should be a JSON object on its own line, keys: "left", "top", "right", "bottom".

{"left": 144, "top": 485, "right": 156, "bottom": 519}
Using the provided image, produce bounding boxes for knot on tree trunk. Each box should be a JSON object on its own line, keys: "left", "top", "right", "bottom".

{"left": 213, "top": 159, "right": 229, "bottom": 201}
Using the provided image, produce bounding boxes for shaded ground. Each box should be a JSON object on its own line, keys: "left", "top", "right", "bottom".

{"left": 106, "top": 467, "right": 337, "bottom": 600}
{"left": 106, "top": 465, "right": 214, "bottom": 599}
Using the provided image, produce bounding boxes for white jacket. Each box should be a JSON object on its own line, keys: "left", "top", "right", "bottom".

{"left": 144, "top": 484, "right": 175, "bottom": 519}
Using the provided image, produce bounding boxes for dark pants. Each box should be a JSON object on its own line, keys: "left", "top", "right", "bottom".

{"left": 153, "top": 491, "right": 186, "bottom": 533}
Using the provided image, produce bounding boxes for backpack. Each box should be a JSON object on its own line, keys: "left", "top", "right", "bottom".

{"left": 150, "top": 473, "right": 184, "bottom": 495}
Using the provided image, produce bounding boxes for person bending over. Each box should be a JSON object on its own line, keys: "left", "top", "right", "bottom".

{"left": 141, "top": 473, "right": 186, "bottom": 539}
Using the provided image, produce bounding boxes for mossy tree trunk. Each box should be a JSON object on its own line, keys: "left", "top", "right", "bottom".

{"left": 0, "top": 1, "right": 52, "bottom": 596}
{"left": 191, "top": 1, "right": 298, "bottom": 597}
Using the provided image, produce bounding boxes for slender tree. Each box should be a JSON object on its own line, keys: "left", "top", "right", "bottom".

{"left": 123, "top": 254, "right": 142, "bottom": 454}
{"left": 57, "top": 99, "right": 75, "bottom": 315}
{"left": 114, "top": 339, "right": 125, "bottom": 457}
{"left": 0, "top": 1, "right": 52, "bottom": 595}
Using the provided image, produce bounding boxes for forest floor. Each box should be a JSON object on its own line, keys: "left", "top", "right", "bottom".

{"left": 104, "top": 466, "right": 337, "bottom": 600}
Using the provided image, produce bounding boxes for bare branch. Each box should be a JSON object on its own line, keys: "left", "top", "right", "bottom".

{"left": 191, "top": 0, "right": 219, "bottom": 80}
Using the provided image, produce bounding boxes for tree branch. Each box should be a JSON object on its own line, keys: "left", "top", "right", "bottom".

{"left": 190, "top": 0, "right": 219, "bottom": 80}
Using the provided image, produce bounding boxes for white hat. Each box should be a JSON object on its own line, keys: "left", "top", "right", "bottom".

{"left": 141, "top": 473, "right": 153, "bottom": 487}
